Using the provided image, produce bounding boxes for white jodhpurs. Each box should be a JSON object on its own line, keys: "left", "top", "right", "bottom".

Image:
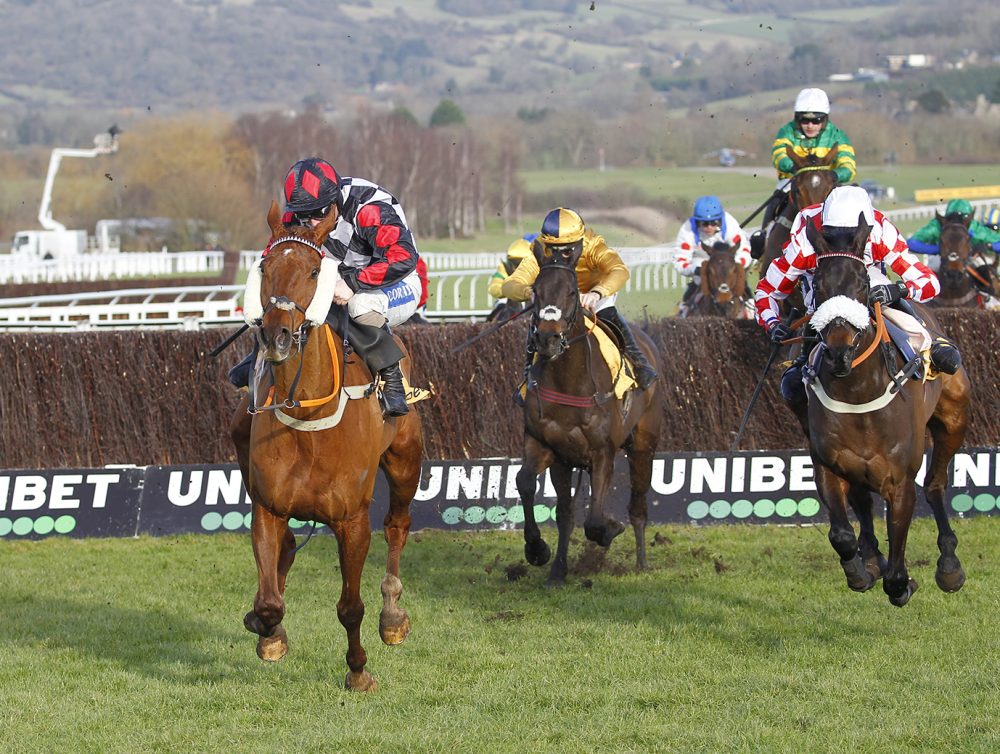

{"left": 347, "top": 270, "right": 422, "bottom": 327}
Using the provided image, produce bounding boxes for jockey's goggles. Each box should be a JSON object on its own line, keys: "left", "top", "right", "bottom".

{"left": 293, "top": 203, "right": 334, "bottom": 225}
{"left": 696, "top": 219, "right": 722, "bottom": 229}
{"left": 542, "top": 241, "right": 580, "bottom": 263}
{"left": 797, "top": 115, "right": 826, "bottom": 126}
{"left": 944, "top": 212, "right": 970, "bottom": 224}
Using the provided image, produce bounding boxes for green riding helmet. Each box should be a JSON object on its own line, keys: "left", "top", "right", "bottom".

{"left": 944, "top": 198, "right": 974, "bottom": 222}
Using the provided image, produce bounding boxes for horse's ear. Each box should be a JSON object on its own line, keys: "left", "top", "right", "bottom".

{"left": 267, "top": 201, "right": 284, "bottom": 236}
{"left": 962, "top": 213, "right": 972, "bottom": 229}
{"left": 531, "top": 238, "right": 545, "bottom": 264}
{"left": 854, "top": 213, "right": 872, "bottom": 249}
{"left": 312, "top": 204, "right": 339, "bottom": 245}
{"left": 824, "top": 144, "right": 838, "bottom": 164}
{"left": 700, "top": 241, "right": 713, "bottom": 254}
{"left": 699, "top": 261, "right": 710, "bottom": 296}
{"left": 935, "top": 211, "right": 945, "bottom": 224}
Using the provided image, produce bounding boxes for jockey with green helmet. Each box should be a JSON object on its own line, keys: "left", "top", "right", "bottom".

{"left": 501, "top": 207, "right": 659, "bottom": 393}
{"left": 907, "top": 198, "right": 1000, "bottom": 265}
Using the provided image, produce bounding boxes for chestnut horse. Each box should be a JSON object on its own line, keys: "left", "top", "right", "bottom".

{"left": 929, "top": 214, "right": 1000, "bottom": 308}
{"left": 516, "top": 249, "right": 664, "bottom": 585}
{"left": 686, "top": 241, "right": 752, "bottom": 319}
{"left": 230, "top": 202, "right": 424, "bottom": 691}
{"left": 804, "top": 220, "right": 971, "bottom": 606}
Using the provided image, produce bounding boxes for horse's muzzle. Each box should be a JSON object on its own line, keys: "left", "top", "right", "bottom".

{"left": 534, "top": 331, "right": 567, "bottom": 361}
{"left": 824, "top": 347, "right": 854, "bottom": 378}
{"left": 260, "top": 324, "right": 294, "bottom": 364}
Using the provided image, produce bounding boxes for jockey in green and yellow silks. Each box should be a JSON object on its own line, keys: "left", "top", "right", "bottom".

{"left": 771, "top": 88, "right": 856, "bottom": 186}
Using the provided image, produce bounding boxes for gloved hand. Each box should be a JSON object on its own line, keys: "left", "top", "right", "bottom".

{"left": 768, "top": 321, "right": 792, "bottom": 344}
{"left": 579, "top": 291, "right": 601, "bottom": 312}
{"left": 869, "top": 282, "right": 908, "bottom": 306}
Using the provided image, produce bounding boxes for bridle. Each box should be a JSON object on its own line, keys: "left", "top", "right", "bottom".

{"left": 247, "top": 235, "right": 350, "bottom": 414}
{"left": 530, "top": 264, "right": 584, "bottom": 360}
{"left": 812, "top": 250, "right": 874, "bottom": 362}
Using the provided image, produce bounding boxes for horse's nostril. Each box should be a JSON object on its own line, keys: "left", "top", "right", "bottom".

{"left": 275, "top": 328, "right": 292, "bottom": 351}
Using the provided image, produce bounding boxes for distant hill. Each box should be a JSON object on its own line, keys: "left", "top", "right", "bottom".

{"left": 0, "top": 0, "right": 934, "bottom": 121}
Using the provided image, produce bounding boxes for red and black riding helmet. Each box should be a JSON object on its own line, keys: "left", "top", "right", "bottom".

{"left": 283, "top": 157, "right": 341, "bottom": 215}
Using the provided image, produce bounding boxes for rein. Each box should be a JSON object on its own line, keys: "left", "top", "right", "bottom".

{"left": 253, "top": 324, "right": 344, "bottom": 412}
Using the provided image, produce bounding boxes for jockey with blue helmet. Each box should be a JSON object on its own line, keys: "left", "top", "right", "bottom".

{"left": 674, "top": 195, "right": 752, "bottom": 314}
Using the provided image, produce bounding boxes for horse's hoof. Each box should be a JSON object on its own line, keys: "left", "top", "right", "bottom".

{"left": 525, "top": 539, "right": 551, "bottom": 567}
{"left": 256, "top": 624, "right": 288, "bottom": 662}
{"left": 842, "top": 556, "right": 876, "bottom": 592}
{"left": 244, "top": 610, "right": 266, "bottom": 636}
{"left": 545, "top": 576, "right": 566, "bottom": 589}
{"left": 379, "top": 611, "right": 411, "bottom": 646}
{"left": 584, "top": 519, "right": 626, "bottom": 548}
{"left": 864, "top": 555, "right": 888, "bottom": 581}
{"left": 345, "top": 670, "right": 378, "bottom": 693}
{"left": 888, "top": 578, "right": 919, "bottom": 608}
{"left": 935, "top": 565, "right": 965, "bottom": 593}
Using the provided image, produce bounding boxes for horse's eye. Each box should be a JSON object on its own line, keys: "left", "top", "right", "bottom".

{"left": 310, "top": 268, "right": 320, "bottom": 279}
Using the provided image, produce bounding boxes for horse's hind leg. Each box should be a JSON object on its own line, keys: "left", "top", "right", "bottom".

{"left": 332, "top": 510, "right": 376, "bottom": 692}
{"left": 518, "top": 437, "right": 555, "bottom": 569}
{"left": 926, "top": 373, "right": 971, "bottom": 592}
{"left": 378, "top": 415, "right": 423, "bottom": 646}
{"left": 546, "top": 461, "right": 575, "bottom": 586}
{"left": 625, "top": 424, "right": 659, "bottom": 571}
{"left": 847, "top": 487, "right": 887, "bottom": 582}
{"left": 245, "top": 501, "right": 295, "bottom": 661}
{"left": 815, "top": 465, "right": 875, "bottom": 592}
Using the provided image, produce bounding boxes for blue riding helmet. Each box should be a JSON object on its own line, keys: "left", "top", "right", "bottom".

{"left": 692, "top": 195, "right": 724, "bottom": 223}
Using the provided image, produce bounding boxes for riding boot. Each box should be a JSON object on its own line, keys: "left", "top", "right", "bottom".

{"left": 780, "top": 351, "right": 810, "bottom": 438}
{"left": 930, "top": 339, "right": 962, "bottom": 375}
{"left": 596, "top": 307, "right": 659, "bottom": 391}
{"left": 228, "top": 340, "right": 259, "bottom": 388}
{"left": 378, "top": 361, "right": 410, "bottom": 417}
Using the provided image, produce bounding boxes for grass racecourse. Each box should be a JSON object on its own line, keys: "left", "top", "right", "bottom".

{"left": 2, "top": 518, "right": 998, "bottom": 753}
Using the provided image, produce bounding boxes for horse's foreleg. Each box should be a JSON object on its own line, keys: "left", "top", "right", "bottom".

{"left": 332, "top": 510, "right": 376, "bottom": 692}
{"left": 546, "top": 461, "right": 575, "bottom": 586}
{"left": 583, "top": 450, "right": 625, "bottom": 549}
{"left": 847, "top": 486, "right": 887, "bottom": 582}
{"left": 815, "top": 464, "right": 875, "bottom": 592}
{"left": 245, "top": 501, "right": 292, "bottom": 662}
{"left": 883, "top": 481, "right": 918, "bottom": 607}
{"left": 378, "top": 422, "right": 422, "bottom": 646}
{"left": 518, "top": 437, "right": 554, "bottom": 568}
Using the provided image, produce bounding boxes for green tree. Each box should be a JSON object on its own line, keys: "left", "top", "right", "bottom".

{"left": 429, "top": 99, "right": 466, "bottom": 128}
{"left": 917, "top": 89, "right": 950, "bottom": 114}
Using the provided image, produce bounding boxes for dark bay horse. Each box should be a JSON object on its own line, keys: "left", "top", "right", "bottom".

{"left": 760, "top": 146, "right": 841, "bottom": 317}
{"left": 229, "top": 202, "right": 424, "bottom": 691}
{"left": 516, "top": 249, "right": 664, "bottom": 585}
{"left": 804, "top": 220, "right": 971, "bottom": 606}
{"left": 929, "top": 214, "right": 1000, "bottom": 308}
{"left": 686, "top": 241, "right": 752, "bottom": 319}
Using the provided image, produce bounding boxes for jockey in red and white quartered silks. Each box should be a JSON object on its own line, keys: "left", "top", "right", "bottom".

{"left": 754, "top": 185, "right": 939, "bottom": 354}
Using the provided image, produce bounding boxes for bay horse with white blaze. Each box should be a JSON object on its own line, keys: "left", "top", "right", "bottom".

{"left": 804, "top": 219, "right": 971, "bottom": 606}
{"left": 229, "top": 201, "right": 423, "bottom": 691}
{"left": 516, "top": 246, "right": 664, "bottom": 585}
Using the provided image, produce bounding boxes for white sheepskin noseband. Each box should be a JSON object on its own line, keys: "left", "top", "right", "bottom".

{"left": 810, "top": 295, "right": 870, "bottom": 332}
{"left": 242, "top": 254, "right": 341, "bottom": 327}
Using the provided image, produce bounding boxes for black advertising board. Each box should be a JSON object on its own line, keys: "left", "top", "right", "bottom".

{"left": 2, "top": 449, "right": 999, "bottom": 540}
{"left": 0, "top": 467, "right": 144, "bottom": 539}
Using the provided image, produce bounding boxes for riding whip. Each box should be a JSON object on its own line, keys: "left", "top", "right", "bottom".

{"left": 730, "top": 308, "right": 800, "bottom": 452}
{"left": 450, "top": 304, "right": 532, "bottom": 354}
{"left": 208, "top": 323, "right": 249, "bottom": 358}
{"left": 739, "top": 189, "right": 784, "bottom": 229}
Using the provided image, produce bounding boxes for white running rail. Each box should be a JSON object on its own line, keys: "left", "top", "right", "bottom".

{"left": 0, "top": 251, "right": 225, "bottom": 284}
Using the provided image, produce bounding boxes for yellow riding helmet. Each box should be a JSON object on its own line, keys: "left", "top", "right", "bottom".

{"left": 506, "top": 232, "right": 537, "bottom": 260}
{"left": 539, "top": 207, "right": 586, "bottom": 245}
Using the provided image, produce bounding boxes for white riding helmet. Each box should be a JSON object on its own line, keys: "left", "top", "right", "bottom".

{"left": 794, "top": 87, "right": 830, "bottom": 115}
{"left": 822, "top": 186, "right": 875, "bottom": 228}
